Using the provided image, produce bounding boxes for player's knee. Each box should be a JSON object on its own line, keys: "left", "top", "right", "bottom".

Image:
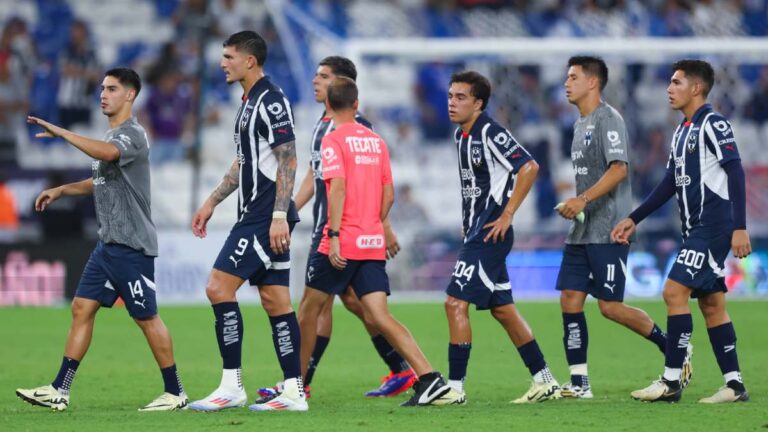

{"left": 444, "top": 297, "right": 469, "bottom": 321}
{"left": 71, "top": 300, "right": 96, "bottom": 321}
{"left": 697, "top": 299, "right": 722, "bottom": 320}
{"left": 205, "top": 283, "right": 227, "bottom": 303}
{"left": 598, "top": 301, "right": 622, "bottom": 321}
{"left": 662, "top": 286, "right": 687, "bottom": 306}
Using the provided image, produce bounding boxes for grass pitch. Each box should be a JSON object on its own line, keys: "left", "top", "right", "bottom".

{"left": 1, "top": 301, "right": 766, "bottom": 431}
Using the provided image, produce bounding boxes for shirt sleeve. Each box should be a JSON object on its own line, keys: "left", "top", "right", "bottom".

{"left": 257, "top": 92, "right": 295, "bottom": 148}
{"left": 598, "top": 112, "right": 630, "bottom": 165}
{"left": 381, "top": 141, "right": 393, "bottom": 185}
{"left": 108, "top": 127, "right": 147, "bottom": 167}
{"left": 485, "top": 125, "right": 533, "bottom": 174}
{"left": 321, "top": 135, "right": 345, "bottom": 180}
{"left": 703, "top": 115, "right": 741, "bottom": 166}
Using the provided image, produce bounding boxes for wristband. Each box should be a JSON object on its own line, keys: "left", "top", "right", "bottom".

{"left": 327, "top": 229, "right": 340, "bottom": 238}
{"left": 272, "top": 211, "right": 287, "bottom": 220}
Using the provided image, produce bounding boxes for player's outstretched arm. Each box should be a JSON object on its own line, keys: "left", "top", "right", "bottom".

{"left": 294, "top": 165, "right": 315, "bottom": 211}
{"left": 483, "top": 159, "right": 539, "bottom": 243}
{"left": 35, "top": 178, "right": 94, "bottom": 211}
{"left": 557, "top": 161, "right": 627, "bottom": 220}
{"left": 27, "top": 116, "right": 120, "bottom": 162}
{"left": 269, "top": 140, "right": 297, "bottom": 254}
{"left": 192, "top": 158, "right": 239, "bottom": 238}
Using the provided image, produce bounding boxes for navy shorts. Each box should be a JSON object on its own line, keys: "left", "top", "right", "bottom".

{"left": 667, "top": 230, "right": 729, "bottom": 298}
{"left": 213, "top": 221, "right": 295, "bottom": 287}
{"left": 76, "top": 241, "right": 157, "bottom": 319}
{"left": 445, "top": 234, "right": 515, "bottom": 310}
{"left": 305, "top": 251, "right": 389, "bottom": 298}
{"left": 556, "top": 243, "right": 629, "bottom": 301}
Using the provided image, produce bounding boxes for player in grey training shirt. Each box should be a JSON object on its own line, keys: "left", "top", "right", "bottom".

{"left": 17, "top": 68, "right": 188, "bottom": 412}
{"left": 554, "top": 56, "right": 686, "bottom": 399}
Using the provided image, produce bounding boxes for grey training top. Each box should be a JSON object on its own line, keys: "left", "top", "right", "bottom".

{"left": 567, "top": 101, "right": 633, "bottom": 244}
{"left": 92, "top": 116, "right": 158, "bottom": 256}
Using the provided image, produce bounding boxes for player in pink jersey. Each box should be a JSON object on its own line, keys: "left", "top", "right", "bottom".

{"left": 296, "top": 77, "right": 456, "bottom": 407}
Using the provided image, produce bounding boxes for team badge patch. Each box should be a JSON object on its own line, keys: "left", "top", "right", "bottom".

{"left": 471, "top": 145, "right": 482, "bottom": 166}
{"left": 584, "top": 130, "right": 593, "bottom": 147}
{"left": 687, "top": 133, "right": 697, "bottom": 153}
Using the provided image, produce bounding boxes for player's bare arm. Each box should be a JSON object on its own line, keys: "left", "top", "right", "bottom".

{"left": 328, "top": 177, "right": 347, "bottom": 270}
{"left": 27, "top": 116, "right": 120, "bottom": 162}
{"left": 294, "top": 165, "right": 315, "bottom": 211}
{"left": 557, "top": 161, "right": 627, "bottom": 220}
{"left": 192, "top": 158, "right": 239, "bottom": 238}
{"left": 383, "top": 216, "right": 400, "bottom": 259}
{"left": 483, "top": 160, "right": 539, "bottom": 243}
{"left": 35, "top": 178, "right": 94, "bottom": 212}
{"left": 731, "top": 230, "right": 751, "bottom": 259}
{"left": 270, "top": 140, "right": 297, "bottom": 254}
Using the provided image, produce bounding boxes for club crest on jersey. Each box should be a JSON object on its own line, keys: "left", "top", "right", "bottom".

{"left": 471, "top": 145, "right": 482, "bottom": 166}
{"left": 240, "top": 106, "right": 254, "bottom": 129}
{"left": 687, "top": 133, "right": 697, "bottom": 153}
{"left": 584, "top": 130, "right": 593, "bottom": 147}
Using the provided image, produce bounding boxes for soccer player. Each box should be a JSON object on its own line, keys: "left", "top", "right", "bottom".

{"left": 294, "top": 76, "right": 451, "bottom": 407}
{"left": 555, "top": 56, "right": 689, "bottom": 399}
{"left": 612, "top": 59, "right": 751, "bottom": 403}
{"left": 188, "top": 31, "right": 305, "bottom": 412}
{"left": 442, "top": 71, "right": 560, "bottom": 404}
{"left": 257, "top": 56, "right": 415, "bottom": 400}
{"left": 16, "top": 68, "right": 188, "bottom": 411}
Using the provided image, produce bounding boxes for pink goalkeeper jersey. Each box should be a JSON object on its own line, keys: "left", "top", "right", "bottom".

{"left": 318, "top": 122, "right": 393, "bottom": 260}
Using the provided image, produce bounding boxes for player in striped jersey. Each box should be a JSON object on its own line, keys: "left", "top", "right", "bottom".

{"left": 256, "top": 57, "right": 415, "bottom": 401}
{"left": 188, "top": 31, "right": 305, "bottom": 412}
{"left": 440, "top": 71, "right": 560, "bottom": 405}
{"left": 613, "top": 60, "right": 751, "bottom": 403}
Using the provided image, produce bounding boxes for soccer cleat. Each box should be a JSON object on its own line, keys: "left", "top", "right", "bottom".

{"left": 366, "top": 369, "right": 417, "bottom": 397}
{"left": 249, "top": 378, "right": 307, "bottom": 412}
{"left": 560, "top": 383, "right": 593, "bottom": 399}
{"left": 511, "top": 380, "right": 562, "bottom": 404}
{"left": 400, "top": 373, "right": 451, "bottom": 407}
{"left": 681, "top": 343, "right": 693, "bottom": 389}
{"left": 630, "top": 378, "right": 681, "bottom": 402}
{"left": 257, "top": 381, "right": 283, "bottom": 399}
{"left": 699, "top": 385, "right": 749, "bottom": 403}
{"left": 16, "top": 384, "right": 69, "bottom": 411}
{"left": 188, "top": 387, "right": 247, "bottom": 412}
{"left": 139, "top": 392, "right": 189, "bottom": 411}
{"left": 430, "top": 388, "right": 466, "bottom": 405}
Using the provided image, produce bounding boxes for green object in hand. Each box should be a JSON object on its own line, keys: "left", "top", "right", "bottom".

{"left": 554, "top": 203, "right": 585, "bottom": 223}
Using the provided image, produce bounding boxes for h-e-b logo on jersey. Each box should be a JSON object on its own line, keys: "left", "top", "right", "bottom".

{"left": 471, "top": 145, "right": 482, "bottom": 166}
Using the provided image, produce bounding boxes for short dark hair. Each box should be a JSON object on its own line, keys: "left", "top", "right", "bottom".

{"left": 568, "top": 56, "right": 608, "bottom": 91}
{"left": 105, "top": 67, "right": 141, "bottom": 97}
{"left": 672, "top": 59, "right": 715, "bottom": 97}
{"left": 449, "top": 71, "right": 491, "bottom": 110}
{"left": 319, "top": 56, "right": 357, "bottom": 81}
{"left": 224, "top": 30, "right": 267, "bottom": 66}
{"left": 327, "top": 77, "right": 358, "bottom": 111}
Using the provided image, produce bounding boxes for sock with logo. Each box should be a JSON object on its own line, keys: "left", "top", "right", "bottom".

{"left": 646, "top": 323, "right": 667, "bottom": 354}
{"left": 662, "top": 314, "right": 692, "bottom": 384}
{"left": 517, "top": 340, "right": 548, "bottom": 379}
{"left": 51, "top": 357, "right": 79, "bottom": 394}
{"left": 373, "top": 334, "right": 409, "bottom": 374}
{"left": 160, "top": 364, "right": 184, "bottom": 396}
{"left": 212, "top": 302, "right": 243, "bottom": 370}
{"left": 269, "top": 312, "right": 302, "bottom": 380}
{"left": 707, "top": 322, "right": 745, "bottom": 391}
{"left": 305, "top": 335, "right": 330, "bottom": 386}
{"left": 448, "top": 343, "right": 471, "bottom": 385}
{"left": 562, "top": 312, "right": 588, "bottom": 386}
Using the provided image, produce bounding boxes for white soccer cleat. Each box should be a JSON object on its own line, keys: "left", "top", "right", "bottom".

{"left": 630, "top": 378, "right": 681, "bottom": 402}
{"left": 681, "top": 343, "right": 693, "bottom": 389}
{"left": 511, "top": 380, "right": 561, "bottom": 404}
{"left": 16, "top": 384, "right": 69, "bottom": 411}
{"left": 139, "top": 392, "right": 189, "bottom": 411}
{"left": 430, "top": 388, "right": 466, "bottom": 405}
{"left": 249, "top": 378, "right": 307, "bottom": 412}
{"left": 699, "top": 386, "right": 749, "bottom": 404}
{"left": 560, "top": 383, "right": 593, "bottom": 399}
{"left": 189, "top": 387, "right": 247, "bottom": 412}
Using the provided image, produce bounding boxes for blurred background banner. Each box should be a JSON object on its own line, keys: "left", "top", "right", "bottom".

{"left": 1, "top": 0, "right": 766, "bottom": 305}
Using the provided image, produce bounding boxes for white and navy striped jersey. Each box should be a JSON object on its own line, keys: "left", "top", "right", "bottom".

{"left": 454, "top": 112, "right": 533, "bottom": 243}
{"left": 308, "top": 112, "right": 371, "bottom": 237}
{"left": 233, "top": 76, "right": 299, "bottom": 225}
{"left": 667, "top": 103, "right": 741, "bottom": 238}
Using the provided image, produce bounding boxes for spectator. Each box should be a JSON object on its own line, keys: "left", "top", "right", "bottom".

{"left": 141, "top": 69, "right": 195, "bottom": 164}
{"left": 56, "top": 20, "right": 101, "bottom": 129}
{"left": 390, "top": 183, "right": 429, "bottom": 226}
{"left": 0, "top": 51, "right": 27, "bottom": 165}
{"left": 744, "top": 66, "right": 768, "bottom": 125}
{"left": 0, "top": 173, "right": 19, "bottom": 230}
